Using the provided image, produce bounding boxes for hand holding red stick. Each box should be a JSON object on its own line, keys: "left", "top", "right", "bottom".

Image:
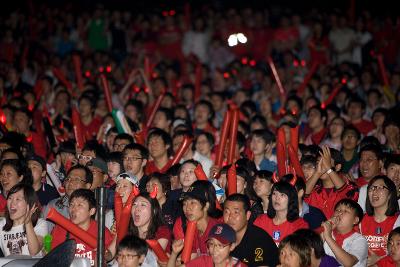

{"left": 227, "top": 164, "right": 237, "bottom": 196}
{"left": 146, "top": 240, "right": 169, "bottom": 262}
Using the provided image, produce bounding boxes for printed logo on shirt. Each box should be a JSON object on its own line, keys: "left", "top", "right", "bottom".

{"left": 272, "top": 230, "right": 280, "bottom": 240}
{"left": 75, "top": 243, "right": 94, "bottom": 266}
{"left": 4, "top": 231, "right": 27, "bottom": 255}
{"left": 365, "top": 234, "right": 388, "bottom": 250}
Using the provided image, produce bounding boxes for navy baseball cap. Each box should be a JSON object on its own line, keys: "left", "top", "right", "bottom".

{"left": 207, "top": 223, "right": 236, "bottom": 245}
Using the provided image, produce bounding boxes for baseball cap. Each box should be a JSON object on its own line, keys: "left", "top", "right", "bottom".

{"left": 116, "top": 172, "right": 139, "bottom": 186}
{"left": 26, "top": 154, "right": 46, "bottom": 170}
{"left": 88, "top": 157, "right": 108, "bottom": 174}
{"left": 207, "top": 223, "right": 236, "bottom": 245}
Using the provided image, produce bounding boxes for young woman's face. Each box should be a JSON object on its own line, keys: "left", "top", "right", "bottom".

{"left": 253, "top": 177, "right": 272, "bottom": 198}
{"left": 279, "top": 244, "right": 302, "bottom": 267}
{"left": 183, "top": 198, "right": 206, "bottom": 222}
{"left": 28, "top": 160, "right": 44, "bottom": 183}
{"left": 271, "top": 190, "right": 289, "bottom": 213}
{"left": 329, "top": 118, "right": 345, "bottom": 139}
{"left": 131, "top": 196, "right": 152, "bottom": 229}
{"left": 146, "top": 179, "right": 164, "bottom": 200}
{"left": 207, "top": 238, "right": 232, "bottom": 264}
{"left": 368, "top": 179, "right": 390, "bottom": 210}
{"left": 195, "top": 135, "right": 212, "bottom": 157}
{"left": 116, "top": 179, "right": 133, "bottom": 203}
{"left": 7, "top": 189, "right": 28, "bottom": 222}
{"left": 179, "top": 163, "right": 197, "bottom": 189}
{"left": 250, "top": 136, "right": 267, "bottom": 156}
{"left": 69, "top": 197, "right": 94, "bottom": 226}
{"left": 0, "top": 165, "right": 22, "bottom": 193}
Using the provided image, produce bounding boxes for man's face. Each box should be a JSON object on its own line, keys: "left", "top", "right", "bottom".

{"left": 64, "top": 168, "right": 90, "bottom": 196}
{"left": 360, "top": 151, "right": 382, "bottom": 179}
{"left": 113, "top": 139, "right": 130, "bottom": 152}
{"left": 223, "top": 200, "right": 249, "bottom": 235}
{"left": 307, "top": 109, "right": 323, "bottom": 130}
{"left": 123, "top": 149, "right": 146, "bottom": 176}
{"left": 116, "top": 248, "right": 144, "bottom": 267}
{"left": 342, "top": 131, "right": 358, "bottom": 150}
{"left": 152, "top": 111, "right": 169, "bottom": 131}
{"left": 194, "top": 105, "right": 210, "bottom": 125}
{"left": 250, "top": 136, "right": 267, "bottom": 156}
{"left": 348, "top": 102, "right": 363, "bottom": 121}
{"left": 147, "top": 136, "right": 168, "bottom": 159}
{"left": 69, "top": 196, "right": 95, "bottom": 226}
{"left": 13, "top": 111, "right": 30, "bottom": 134}
{"left": 387, "top": 163, "right": 400, "bottom": 188}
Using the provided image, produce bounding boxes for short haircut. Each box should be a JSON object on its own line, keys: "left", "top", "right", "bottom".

{"left": 225, "top": 193, "right": 251, "bottom": 212}
{"left": 114, "top": 133, "right": 134, "bottom": 144}
{"left": 348, "top": 96, "right": 366, "bottom": 110}
{"left": 365, "top": 175, "right": 399, "bottom": 216}
{"left": 388, "top": 227, "right": 400, "bottom": 247}
{"left": 341, "top": 125, "right": 361, "bottom": 140}
{"left": 359, "top": 144, "right": 384, "bottom": 161}
{"left": 67, "top": 164, "right": 93, "bottom": 185}
{"left": 69, "top": 189, "right": 96, "bottom": 210}
{"left": 106, "top": 152, "right": 123, "bottom": 165}
{"left": 384, "top": 154, "right": 400, "bottom": 169}
{"left": 334, "top": 199, "right": 363, "bottom": 224}
{"left": 251, "top": 129, "right": 275, "bottom": 144}
{"left": 294, "top": 229, "right": 325, "bottom": 259}
{"left": 156, "top": 107, "right": 173, "bottom": 122}
{"left": 123, "top": 143, "right": 149, "bottom": 160}
{"left": 82, "top": 140, "right": 107, "bottom": 159}
{"left": 279, "top": 234, "right": 311, "bottom": 267}
{"left": 166, "top": 163, "right": 181, "bottom": 177}
{"left": 147, "top": 128, "right": 172, "bottom": 155}
{"left": 307, "top": 105, "right": 327, "bottom": 121}
{"left": 195, "top": 131, "right": 215, "bottom": 148}
{"left": 117, "top": 235, "right": 148, "bottom": 256}
{"left": 250, "top": 115, "right": 267, "bottom": 129}
{"left": 300, "top": 155, "right": 317, "bottom": 167}
{"left": 235, "top": 158, "right": 257, "bottom": 176}
{"left": 194, "top": 100, "right": 214, "bottom": 121}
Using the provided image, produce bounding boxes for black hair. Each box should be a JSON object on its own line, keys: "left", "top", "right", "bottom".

{"left": 148, "top": 172, "right": 171, "bottom": 196}
{"left": 326, "top": 104, "right": 341, "bottom": 118}
{"left": 388, "top": 227, "right": 400, "bottom": 247}
{"left": 123, "top": 143, "right": 149, "bottom": 160}
{"left": 235, "top": 158, "right": 257, "bottom": 177}
{"left": 384, "top": 154, "right": 400, "bottom": 169}
{"left": 294, "top": 228, "right": 325, "bottom": 259}
{"left": 3, "top": 184, "right": 40, "bottom": 231}
{"left": 194, "top": 100, "right": 215, "bottom": 122}
{"left": 249, "top": 115, "right": 267, "bottom": 130}
{"left": 241, "top": 100, "right": 257, "bottom": 119}
{"left": 251, "top": 129, "right": 276, "bottom": 144}
{"left": 279, "top": 234, "right": 311, "bottom": 267}
{"left": 67, "top": 164, "right": 93, "bottom": 185}
{"left": 69, "top": 188, "right": 97, "bottom": 211}
{"left": 300, "top": 155, "right": 317, "bottom": 167}
{"left": 82, "top": 140, "right": 107, "bottom": 160}
{"left": 78, "top": 94, "right": 96, "bottom": 110}
{"left": 359, "top": 144, "right": 384, "bottom": 161}
{"left": 0, "top": 159, "right": 33, "bottom": 186}
{"left": 225, "top": 193, "right": 251, "bottom": 212}
{"left": 124, "top": 99, "right": 144, "bottom": 123}
{"left": 0, "top": 147, "right": 24, "bottom": 160}
{"left": 194, "top": 131, "right": 215, "bottom": 149}
{"left": 341, "top": 125, "right": 361, "bottom": 140}
{"left": 254, "top": 170, "right": 273, "bottom": 183}
{"left": 106, "top": 151, "right": 123, "bottom": 166}
{"left": 365, "top": 175, "right": 399, "bottom": 216}
{"left": 300, "top": 145, "right": 322, "bottom": 158}
{"left": 267, "top": 181, "right": 299, "bottom": 222}
{"left": 307, "top": 105, "right": 327, "bottom": 125}
{"left": 156, "top": 107, "right": 174, "bottom": 123}
{"left": 166, "top": 163, "right": 181, "bottom": 178}
{"left": 117, "top": 235, "right": 148, "bottom": 256}
{"left": 147, "top": 128, "right": 173, "bottom": 157}
{"left": 334, "top": 199, "right": 363, "bottom": 224}
{"left": 114, "top": 133, "right": 134, "bottom": 144}
{"left": 348, "top": 95, "right": 366, "bottom": 110}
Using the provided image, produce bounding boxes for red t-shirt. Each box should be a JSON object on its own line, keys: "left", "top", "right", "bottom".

{"left": 360, "top": 214, "right": 400, "bottom": 257}
{"left": 51, "top": 220, "right": 113, "bottom": 266}
{"left": 186, "top": 255, "right": 248, "bottom": 267}
{"left": 253, "top": 214, "right": 308, "bottom": 246}
{"left": 0, "top": 194, "right": 6, "bottom": 214}
{"left": 81, "top": 116, "right": 102, "bottom": 140}
{"left": 352, "top": 120, "right": 375, "bottom": 137}
{"left": 377, "top": 255, "right": 395, "bottom": 267}
{"left": 305, "top": 183, "right": 358, "bottom": 219}
{"left": 154, "top": 225, "right": 172, "bottom": 253}
{"left": 145, "top": 160, "right": 170, "bottom": 175}
{"left": 30, "top": 131, "right": 48, "bottom": 159}
{"left": 173, "top": 217, "right": 220, "bottom": 256}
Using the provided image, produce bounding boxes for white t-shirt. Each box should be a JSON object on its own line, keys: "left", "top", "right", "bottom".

{"left": 0, "top": 218, "right": 48, "bottom": 256}
{"left": 324, "top": 232, "right": 368, "bottom": 267}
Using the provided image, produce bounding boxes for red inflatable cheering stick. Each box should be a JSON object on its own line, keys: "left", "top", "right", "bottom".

{"left": 194, "top": 164, "right": 208, "bottom": 181}
{"left": 181, "top": 221, "right": 197, "bottom": 263}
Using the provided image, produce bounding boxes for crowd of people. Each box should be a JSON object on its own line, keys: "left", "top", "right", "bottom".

{"left": 1, "top": 2, "right": 400, "bottom": 267}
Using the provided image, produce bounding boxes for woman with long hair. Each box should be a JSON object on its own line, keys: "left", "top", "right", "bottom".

{"left": 0, "top": 184, "right": 48, "bottom": 256}
{"left": 360, "top": 175, "right": 400, "bottom": 266}
{"left": 254, "top": 181, "right": 308, "bottom": 246}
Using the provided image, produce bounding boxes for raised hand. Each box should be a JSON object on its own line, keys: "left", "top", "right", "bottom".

{"left": 24, "top": 203, "right": 38, "bottom": 225}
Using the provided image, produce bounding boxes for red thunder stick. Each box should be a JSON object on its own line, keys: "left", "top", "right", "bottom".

{"left": 52, "top": 67, "right": 73, "bottom": 90}
{"left": 214, "top": 110, "right": 232, "bottom": 168}
{"left": 72, "top": 55, "right": 84, "bottom": 91}
{"left": 194, "top": 63, "right": 202, "bottom": 100}
{"left": 145, "top": 93, "right": 165, "bottom": 129}
{"left": 100, "top": 74, "right": 113, "bottom": 113}
{"left": 276, "top": 127, "right": 287, "bottom": 177}
{"left": 227, "top": 163, "right": 237, "bottom": 196}
{"left": 72, "top": 108, "right": 85, "bottom": 150}
{"left": 321, "top": 82, "right": 344, "bottom": 109}
{"left": 227, "top": 109, "right": 239, "bottom": 165}
{"left": 297, "top": 61, "right": 319, "bottom": 96}
{"left": 194, "top": 164, "right": 208, "bottom": 181}
{"left": 169, "top": 136, "right": 193, "bottom": 167}
{"left": 181, "top": 221, "right": 197, "bottom": 263}
{"left": 267, "top": 57, "right": 286, "bottom": 97}
{"left": 377, "top": 54, "right": 390, "bottom": 87}
{"left": 117, "top": 189, "right": 139, "bottom": 243}
{"left": 288, "top": 145, "right": 305, "bottom": 179}
{"left": 146, "top": 240, "right": 169, "bottom": 262}
{"left": 290, "top": 126, "right": 299, "bottom": 154}
{"left": 47, "top": 208, "right": 97, "bottom": 248}
{"left": 114, "top": 193, "right": 123, "bottom": 237}
{"left": 134, "top": 130, "right": 146, "bottom": 146}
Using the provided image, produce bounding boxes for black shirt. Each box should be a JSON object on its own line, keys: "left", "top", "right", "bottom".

{"left": 232, "top": 224, "right": 278, "bottom": 267}
{"left": 36, "top": 183, "right": 60, "bottom": 206}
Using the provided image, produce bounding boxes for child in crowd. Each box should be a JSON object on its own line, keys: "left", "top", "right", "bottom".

{"left": 113, "top": 235, "right": 148, "bottom": 267}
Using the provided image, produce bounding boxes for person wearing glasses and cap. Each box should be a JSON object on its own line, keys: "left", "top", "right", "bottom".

{"left": 168, "top": 223, "right": 247, "bottom": 267}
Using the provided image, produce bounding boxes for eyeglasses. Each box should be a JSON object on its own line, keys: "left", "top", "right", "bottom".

{"left": 206, "top": 241, "right": 230, "bottom": 250}
{"left": 64, "top": 176, "right": 86, "bottom": 184}
{"left": 116, "top": 253, "right": 139, "bottom": 261}
{"left": 368, "top": 185, "right": 389, "bottom": 192}
{"left": 77, "top": 154, "right": 93, "bottom": 161}
{"left": 123, "top": 156, "right": 143, "bottom": 162}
